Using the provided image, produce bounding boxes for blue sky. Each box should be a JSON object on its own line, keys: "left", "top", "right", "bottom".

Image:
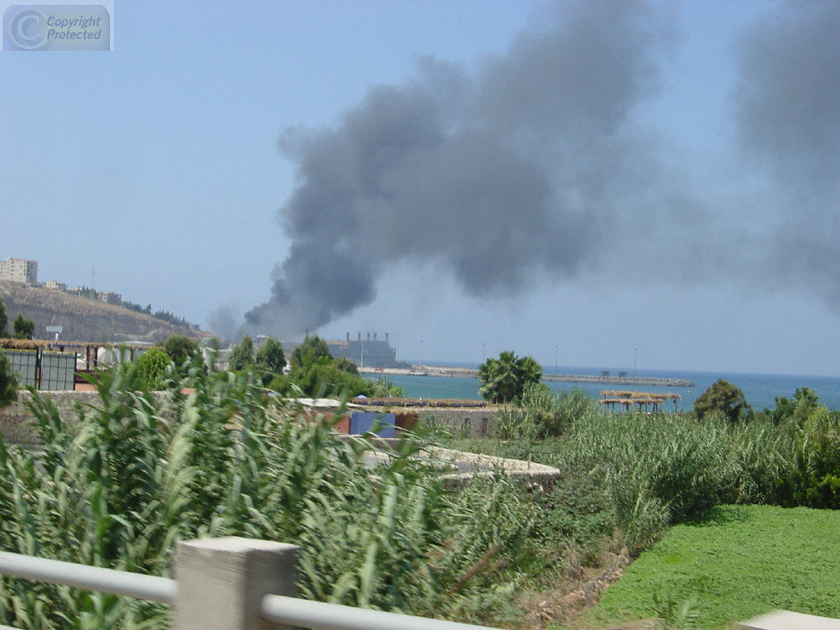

{"left": 3, "top": 1, "right": 840, "bottom": 377}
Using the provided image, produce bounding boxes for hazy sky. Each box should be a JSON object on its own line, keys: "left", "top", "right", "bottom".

{"left": 3, "top": 1, "right": 840, "bottom": 377}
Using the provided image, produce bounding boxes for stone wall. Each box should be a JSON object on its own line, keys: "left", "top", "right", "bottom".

{"left": 0, "top": 390, "right": 177, "bottom": 446}
{"left": 0, "top": 391, "right": 97, "bottom": 445}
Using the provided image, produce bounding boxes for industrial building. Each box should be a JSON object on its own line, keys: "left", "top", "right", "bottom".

{"left": 327, "top": 332, "right": 408, "bottom": 369}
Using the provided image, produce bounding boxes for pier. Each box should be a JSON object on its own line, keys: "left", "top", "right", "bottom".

{"left": 359, "top": 366, "right": 693, "bottom": 388}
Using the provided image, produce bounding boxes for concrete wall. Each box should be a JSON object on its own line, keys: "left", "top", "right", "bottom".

{"left": 412, "top": 407, "right": 497, "bottom": 438}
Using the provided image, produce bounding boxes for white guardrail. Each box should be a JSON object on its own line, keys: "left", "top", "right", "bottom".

{"left": 0, "top": 538, "right": 501, "bottom": 630}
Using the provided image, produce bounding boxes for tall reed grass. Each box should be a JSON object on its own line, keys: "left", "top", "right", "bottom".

{"left": 0, "top": 363, "right": 534, "bottom": 629}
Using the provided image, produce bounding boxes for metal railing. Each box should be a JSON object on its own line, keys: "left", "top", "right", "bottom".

{"left": 261, "top": 595, "right": 496, "bottom": 630}
{"left": 0, "top": 551, "right": 175, "bottom": 603}
{"left": 0, "top": 541, "right": 499, "bottom": 630}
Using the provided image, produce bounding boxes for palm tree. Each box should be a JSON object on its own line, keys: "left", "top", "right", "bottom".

{"left": 478, "top": 350, "right": 542, "bottom": 403}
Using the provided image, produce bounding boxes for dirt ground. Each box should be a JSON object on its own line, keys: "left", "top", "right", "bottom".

{"left": 514, "top": 548, "right": 664, "bottom": 630}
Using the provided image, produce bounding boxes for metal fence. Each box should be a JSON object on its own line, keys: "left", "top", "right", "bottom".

{"left": 0, "top": 538, "right": 500, "bottom": 630}
{"left": 4, "top": 349, "right": 76, "bottom": 390}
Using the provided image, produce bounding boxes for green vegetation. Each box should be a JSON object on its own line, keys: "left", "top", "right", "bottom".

{"left": 276, "top": 334, "right": 373, "bottom": 398}
{"left": 4, "top": 341, "right": 840, "bottom": 629}
{"left": 11, "top": 314, "right": 34, "bottom": 340}
{"left": 151, "top": 309, "right": 190, "bottom": 328}
{"left": 0, "top": 296, "right": 8, "bottom": 337}
{"left": 228, "top": 334, "right": 256, "bottom": 371}
{"left": 134, "top": 347, "right": 171, "bottom": 389}
{"left": 694, "top": 378, "right": 752, "bottom": 422}
{"left": 158, "top": 334, "right": 202, "bottom": 368}
{"left": 591, "top": 505, "right": 840, "bottom": 629}
{"left": 439, "top": 378, "right": 840, "bottom": 590}
{"left": 0, "top": 347, "right": 16, "bottom": 408}
{"left": 370, "top": 376, "right": 405, "bottom": 398}
{"left": 478, "top": 350, "right": 542, "bottom": 403}
{"left": 495, "top": 384, "right": 597, "bottom": 440}
{"left": 0, "top": 363, "right": 533, "bottom": 629}
{"left": 255, "top": 337, "right": 286, "bottom": 385}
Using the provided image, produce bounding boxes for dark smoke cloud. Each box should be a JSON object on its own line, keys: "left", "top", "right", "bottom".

{"left": 245, "top": 0, "right": 840, "bottom": 338}
{"left": 733, "top": 0, "right": 840, "bottom": 304}
{"left": 246, "top": 0, "right": 676, "bottom": 337}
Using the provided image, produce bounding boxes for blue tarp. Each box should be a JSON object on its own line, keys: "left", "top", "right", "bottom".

{"left": 349, "top": 412, "right": 396, "bottom": 438}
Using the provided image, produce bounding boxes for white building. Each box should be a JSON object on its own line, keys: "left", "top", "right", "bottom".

{"left": 0, "top": 258, "right": 38, "bottom": 285}
{"left": 97, "top": 291, "right": 122, "bottom": 305}
{"left": 44, "top": 280, "right": 67, "bottom": 291}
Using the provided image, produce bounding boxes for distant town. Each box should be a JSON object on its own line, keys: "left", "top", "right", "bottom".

{"left": 0, "top": 257, "right": 410, "bottom": 368}
{"left": 0, "top": 257, "right": 197, "bottom": 331}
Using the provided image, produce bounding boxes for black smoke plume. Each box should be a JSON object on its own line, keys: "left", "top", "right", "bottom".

{"left": 245, "top": 0, "right": 840, "bottom": 338}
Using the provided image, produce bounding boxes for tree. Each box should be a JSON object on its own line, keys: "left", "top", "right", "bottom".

{"left": 0, "top": 347, "right": 17, "bottom": 408}
{"left": 478, "top": 350, "right": 543, "bottom": 404}
{"left": 256, "top": 337, "right": 286, "bottom": 385}
{"left": 290, "top": 334, "right": 332, "bottom": 370}
{"left": 228, "top": 335, "right": 255, "bottom": 371}
{"left": 134, "top": 347, "right": 170, "bottom": 390}
{"left": 12, "top": 314, "right": 34, "bottom": 340}
{"left": 335, "top": 355, "right": 359, "bottom": 375}
{"left": 0, "top": 296, "right": 8, "bottom": 338}
{"left": 287, "top": 335, "right": 372, "bottom": 398}
{"left": 160, "top": 334, "right": 202, "bottom": 367}
{"left": 769, "top": 386, "right": 823, "bottom": 426}
{"left": 694, "top": 379, "right": 752, "bottom": 422}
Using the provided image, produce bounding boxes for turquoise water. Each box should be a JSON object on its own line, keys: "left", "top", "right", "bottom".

{"left": 382, "top": 365, "right": 840, "bottom": 412}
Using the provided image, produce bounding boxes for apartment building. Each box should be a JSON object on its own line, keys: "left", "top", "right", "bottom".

{"left": 0, "top": 258, "right": 38, "bottom": 285}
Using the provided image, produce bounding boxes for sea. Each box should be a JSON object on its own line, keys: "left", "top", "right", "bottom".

{"left": 381, "top": 363, "right": 840, "bottom": 412}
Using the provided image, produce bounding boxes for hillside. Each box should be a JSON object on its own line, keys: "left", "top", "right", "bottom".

{"left": 0, "top": 280, "right": 207, "bottom": 343}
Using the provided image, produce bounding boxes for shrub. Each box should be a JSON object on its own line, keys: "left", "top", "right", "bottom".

{"left": 159, "top": 334, "right": 202, "bottom": 369}
{"left": 567, "top": 412, "right": 738, "bottom": 554}
{"left": 0, "top": 347, "right": 16, "bottom": 408}
{"left": 134, "top": 347, "right": 171, "bottom": 389}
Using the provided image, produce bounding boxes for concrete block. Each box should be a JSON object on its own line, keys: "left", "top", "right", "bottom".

{"left": 174, "top": 537, "right": 299, "bottom": 630}
{"left": 739, "top": 610, "right": 840, "bottom": 630}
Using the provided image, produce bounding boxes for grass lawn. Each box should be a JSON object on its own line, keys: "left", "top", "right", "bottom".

{"left": 585, "top": 504, "right": 840, "bottom": 629}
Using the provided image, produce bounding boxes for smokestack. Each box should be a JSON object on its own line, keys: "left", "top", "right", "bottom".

{"left": 373, "top": 332, "right": 377, "bottom": 342}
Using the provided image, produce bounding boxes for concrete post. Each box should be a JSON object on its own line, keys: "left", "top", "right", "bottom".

{"left": 174, "top": 537, "right": 299, "bottom": 630}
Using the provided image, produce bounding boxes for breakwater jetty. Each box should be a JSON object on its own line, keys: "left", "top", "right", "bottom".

{"left": 543, "top": 374, "right": 693, "bottom": 387}
{"left": 359, "top": 366, "right": 693, "bottom": 388}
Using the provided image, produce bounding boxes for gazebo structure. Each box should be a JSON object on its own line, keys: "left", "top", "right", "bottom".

{"left": 599, "top": 390, "right": 681, "bottom": 413}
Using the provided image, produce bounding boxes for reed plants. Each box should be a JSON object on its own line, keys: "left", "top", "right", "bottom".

{"left": 0, "top": 362, "right": 534, "bottom": 629}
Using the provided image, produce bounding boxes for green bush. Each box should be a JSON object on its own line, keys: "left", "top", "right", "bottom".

{"left": 495, "top": 385, "right": 598, "bottom": 440}
{"left": 134, "top": 347, "right": 171, "bottom": 390}
{"left": 0, "top": 347, "right": 16, "bottom": 408}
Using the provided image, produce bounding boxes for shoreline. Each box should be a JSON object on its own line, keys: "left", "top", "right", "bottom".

{"left": 359, "top": 365, "right": 694, "bottom": 388}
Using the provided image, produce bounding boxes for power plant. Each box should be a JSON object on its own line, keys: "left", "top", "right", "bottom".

{"left": 326, "top": 333, "right": 408, "bottom": 369}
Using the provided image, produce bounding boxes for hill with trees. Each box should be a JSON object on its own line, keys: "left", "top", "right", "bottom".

{"left": 0, "top": 280, "right": 207, "bottom": 344}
